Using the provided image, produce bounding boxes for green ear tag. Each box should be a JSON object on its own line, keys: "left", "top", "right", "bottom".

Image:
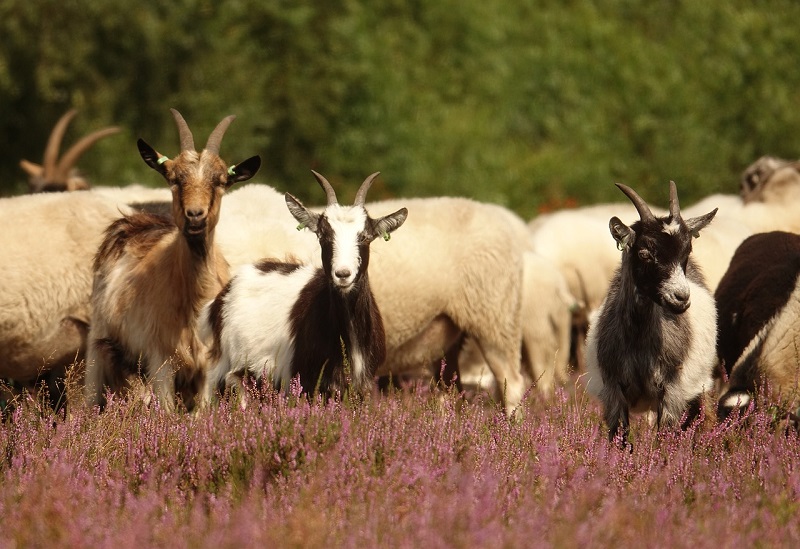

{"left": 297, "top": 223, "right": 306, "bottom": 231}
{"left": 157, "top": 156, "right": 169, "bottom": 165}
{"left": 616, "top": 240, "right": 624, "bottom": 251}
{"left": 227, "top": 165, "right": 236, "bottom": 176}
{"left": 382, "top": 231, "right": 390, "bottom": 241}
{"left": 691, "top": 230, "right": 700, "bottom": 239}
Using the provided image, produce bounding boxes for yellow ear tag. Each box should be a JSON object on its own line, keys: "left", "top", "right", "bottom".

{"left": 297, "top": 223, "right": 306, "bottom": 231}
{"left": 382, "top": 231, "right": 390, "bottom": 241}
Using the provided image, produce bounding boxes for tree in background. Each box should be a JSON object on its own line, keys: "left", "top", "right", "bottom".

{"left": 1, "top": 0, "right": 799, "bottom": 218}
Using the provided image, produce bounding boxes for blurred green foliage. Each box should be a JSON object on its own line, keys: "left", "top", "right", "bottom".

{"left": 1, "top": 0, "right": 799, "bottom": 218}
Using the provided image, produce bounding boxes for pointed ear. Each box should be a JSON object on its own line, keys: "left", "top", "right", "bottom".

{"left": 685, "top": 208, "right": 717, "bottom": 238}
{"left": 369, "top": 207, "right": 408, "bottom": 242}
{"left": 137, "top": 138, "right": 168, "bottom": 177}
{"left": 609, "top": 216, "right": 634, "bottom": 250}
{"left": 227, "top": 155, "right": 261, "bottom": 187}
{"left": 285, "top": 192, "right": 321, "bottom": 232}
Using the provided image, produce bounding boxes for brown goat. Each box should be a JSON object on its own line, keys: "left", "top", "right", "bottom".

{"left": 20, "top": 109, "right": 121, "bottom": 193}
{"left": 83, "top": 108, "right": 260, "bottom": 410}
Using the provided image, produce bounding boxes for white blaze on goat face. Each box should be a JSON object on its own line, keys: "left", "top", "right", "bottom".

{"left": 663, "top": 218, "right": 682, "bottom": 235}
{"left": 325, "top": 204, "right": 368, "bottom": 291}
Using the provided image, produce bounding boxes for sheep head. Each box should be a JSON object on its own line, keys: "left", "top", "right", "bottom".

{"left": 137, "top": 108, "right": 261, "bottom": 245}
{"left": 740, "top": 155, "right": 800, "bottom": 204}
{"left": 285, "top": 171, "right": 408, "bottom": 292}
{"left": 20, "top": 109, "right": 121, "bottom": 193}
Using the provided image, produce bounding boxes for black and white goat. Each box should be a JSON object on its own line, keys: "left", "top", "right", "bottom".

{"left": 715, "top": 231, "right": 800, "bottom": 421}
{"left": 585, "top": 181, "right": 718, "bottom": 443}
{"left": 201, "top": 171, "right": 408, "bottom": 400}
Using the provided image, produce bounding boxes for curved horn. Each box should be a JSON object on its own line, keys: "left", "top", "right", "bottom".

{"left": 615, "top": 183, "right": 655, "bottom": 222}
{"left": 668, "top": 180, "right": 681, "bottom": 219}
{"left": 55, "top": 126, "right": 121, "bottom": 182}
{"left": 311, "top": 170, "right": 338, "bottom": 205}
{"left": 205, "top": 115, "right": 236, "bottom": 155}
{"left": 354, "top": 172, "right": 381, "bottom": 206}
{"left": 19, "top": 159, "right": 43, "bottom": 177}
{"left": 43, "top": 109, "right": 78, "bottom": 179}
{"left": 170, "top": 108, "right": 195, "bottom": 152}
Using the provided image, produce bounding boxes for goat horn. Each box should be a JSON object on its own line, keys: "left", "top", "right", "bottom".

{"left": 205, "top": 115, "right": 236, "bottom": 155}
{"left": 19, "top": 159, "right": 43, "bottom": 177}
{"left": 354, "top": 172, "right": 381, "bottom": 206}
{"left": 170, "top": 108, "right": 195, "bottom": 152}
{"left": 615, "top": 183, "right": 655, "bottom": 222}
{"left": 668, "top": 180, "right": 682, "bottom": 219}
{"left": 311, "top": 170, "right": 338, "bottom": 205}
{"left": 55, "top": 126, "right": 121, "bottom": 183}
{"left": 43, "top": 109, "right": 78, "bottom": 179}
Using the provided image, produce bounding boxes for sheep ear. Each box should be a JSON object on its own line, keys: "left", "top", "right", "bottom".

{"left": 685, "top": 208, "right": 718, "bottom": 238}
{"left": 137, "top": 138, "right": 169, "bottom": 178}
{"left": 285, "top": 192, "right": 320, "bottom": 232}
{"left": 609, "top": 216, "right": 634, "bottom": 250}
{"left": 226, "top": 155, "right": 261, "bottom": 187}
{"left": 370, "top": 207, "right": 408, "bottom": 242}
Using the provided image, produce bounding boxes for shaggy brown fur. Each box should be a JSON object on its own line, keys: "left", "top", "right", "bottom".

{"left": 84, "top": 109, "right": 260, "bottom": 410}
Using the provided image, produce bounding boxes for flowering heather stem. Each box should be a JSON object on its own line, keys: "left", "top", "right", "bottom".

{"left": 0, "top": 385, "right": 798, "bottom": 548}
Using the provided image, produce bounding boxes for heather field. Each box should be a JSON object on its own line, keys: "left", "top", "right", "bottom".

{"left": 1, "top": 379, "right": 798, "bottom": 549}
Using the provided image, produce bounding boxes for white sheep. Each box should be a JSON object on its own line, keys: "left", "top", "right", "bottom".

{"left": 585, "top": 181, "right": 718, "bottom": 445}
{"left": 202, "top": 171, "right": 407, "bottom": 400}
{"left": 0, "top": 192, "right": 133, "bottom": 391}
{"left": 84, "top": 109, "right": 260, "bottom": 410}
{"left": 457, "top": 249, "right": 577, "bottom": 397}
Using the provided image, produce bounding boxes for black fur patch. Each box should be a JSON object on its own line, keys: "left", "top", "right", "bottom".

{"left": 288, "top": 269, "right": 384, "bottom": 398}
{"left": 207, "top": 281, "right": 232, "bottom": 363}
{"left": 255, "top": 259, "right": 302, "bottom": 275}
{"left": 715, "top": 231, "right": 800, "bottom": 376}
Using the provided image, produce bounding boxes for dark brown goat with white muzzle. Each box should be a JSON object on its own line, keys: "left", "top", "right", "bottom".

{"left": 84, "top": 108, "right": 260, "bottom": 411}
{"left": 585, "top": 181, "right": 718, "bottom": 446}
{"left": 200, "top": 171, "right": 407, "bottom": 402}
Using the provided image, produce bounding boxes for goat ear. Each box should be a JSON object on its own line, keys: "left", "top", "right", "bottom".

{"left": 137, "top": 138, "right": 168, "bottom": 177}
{"left": 685, "top": 208, "right": 718, "bottom": 238}
{"left": 227, "top": 155, "right": 261, "bottom": 187}
{"left": 285, "top": 192, "right": 321, "bottom": 232}
{"left": 370, "top": 207, "right": 408, "bottom": 242}
{"left": 609, "top": 216, "right": 634, "bottom": 250}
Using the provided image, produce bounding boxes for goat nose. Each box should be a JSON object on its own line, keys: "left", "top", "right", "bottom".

{"left": 186, "top": 208, "right": 206, "bottom": 219}
{"left": 674, "top": 288, "right": 690, "bottom": 303}
{"left": 335, "top": 268, "right": 352, "bottom": 280}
